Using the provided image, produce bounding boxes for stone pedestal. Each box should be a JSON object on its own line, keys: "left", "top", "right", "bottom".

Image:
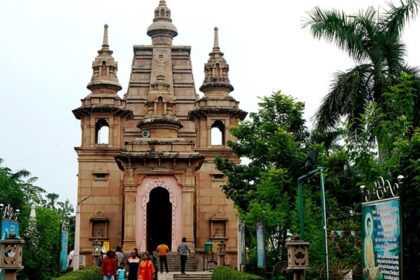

{"left": 0, "top": 239, "right": 24, "bottom": 280}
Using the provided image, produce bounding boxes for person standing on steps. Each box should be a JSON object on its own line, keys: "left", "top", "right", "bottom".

{"left": 148, "top": 251, "right": 158, "bottom": 280}
{"left": 138, "top": 253, "right": 155, "bottom": 280}
{"left": 100, "top": 250, "right": 117, "bottom": 280}
{"left": 156, "top": 242, "right": 169, "bottom": 273}
{"left": 126, "top": 249, "right": 140, "bottom": 280}
{"left": 177, "top": 237, "right": 191, "bottom": 275}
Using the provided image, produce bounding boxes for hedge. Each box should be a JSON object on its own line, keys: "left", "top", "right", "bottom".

{"left": 52, "top": 267, "right": 101, "bottom": 280}
{"left": 212, "top": 266, "right": 264, "bottom": 280}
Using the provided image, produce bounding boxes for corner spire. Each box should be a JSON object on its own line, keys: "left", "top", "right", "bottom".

{"left": 87, "top": 24, "right": 122, "bottom": 92}
{"left": 102, "top": 24, "right": 109, "bottom": 50}
{"left": 213, "top": 27, "right": 220, "bottom": 52}
{"left": 200, "top": 27, "right": 233, "bottom": 94}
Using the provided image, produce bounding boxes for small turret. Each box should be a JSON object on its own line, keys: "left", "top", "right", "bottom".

{"left": 87, "top": 24, "right": 122, "bottom": 92}
{"left": 199, "top": 27, "right": 234, "bottom": 95}
{"left": 147, "top": 0, "right": 178, "bottom": 45}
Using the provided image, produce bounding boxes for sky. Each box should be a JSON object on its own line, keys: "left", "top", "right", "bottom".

{"left": 0, "top": 0, "right": 419, "bottom": 209}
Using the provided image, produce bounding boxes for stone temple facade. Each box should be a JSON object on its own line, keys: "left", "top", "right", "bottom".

{"left": 73, "top": 0, "right": 246, "bottom": 267}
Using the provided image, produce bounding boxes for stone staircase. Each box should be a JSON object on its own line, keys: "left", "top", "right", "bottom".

{"left": 173, "top": 273, "right": 212, "bottom": 280}
{"left": 154, "top": 252, "right": 197, "bottom": 272}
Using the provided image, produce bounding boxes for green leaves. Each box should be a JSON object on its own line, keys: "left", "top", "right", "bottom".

{"left": 216, "top": 91, "right": 309, "bottom": 264}
{"left": 305, "top": 0, "right": 420, "bottom": 135}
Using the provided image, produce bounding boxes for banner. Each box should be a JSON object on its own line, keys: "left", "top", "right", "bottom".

{"left": 59, "top": 229, "right": 69, "bottom": 271}
{"left": 256, "top": 222, "right": 265, "bottom": 269}
{"left": 362, "top": 198, "right": 400, "bottom": 280}
{"left": 0, "top": 220, "right": 20, "bottom": 239}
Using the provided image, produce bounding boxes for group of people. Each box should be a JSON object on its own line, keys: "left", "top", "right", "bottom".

{"left": 99, "top": 237, "right": 191, "bottom": 280}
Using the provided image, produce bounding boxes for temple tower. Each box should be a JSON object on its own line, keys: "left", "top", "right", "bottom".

{"left": 73, "top": 0, "right": 246, "bottom": 267}
{"left": 189, "top": 27, "right": 246, "bottom": 263}
{"left": 73, "top": 25, "right": 133, "bottom": 257}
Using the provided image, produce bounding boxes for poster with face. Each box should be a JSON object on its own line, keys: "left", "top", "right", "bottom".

{"left": 362, "top": 198, "right": 400, "bottom": 280}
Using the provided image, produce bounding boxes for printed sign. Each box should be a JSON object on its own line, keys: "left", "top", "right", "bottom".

{"left": 256, "top": 222, "right": 265, "bottom": 268}
{"left": 362, "top": 198, "right": 400, "bottom": 280}
{"left": 59, "top": 229, "right": 69, "bottom": 271}
{"left": 0, "top": 220, "right": 20, "bottom": 239}
{"left": 103, "top": 241, "right": 110, "bottom": 253}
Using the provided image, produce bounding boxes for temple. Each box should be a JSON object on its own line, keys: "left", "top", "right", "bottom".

{"left": 73, "top": 0, "right": 246, "bottom": 267}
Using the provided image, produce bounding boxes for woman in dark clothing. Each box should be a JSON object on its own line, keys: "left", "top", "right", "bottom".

{"left": 148, "top": 251, "right": 158, "bottom": 280}
{"left": 126, "top": 249, "right": 141, "bottom": 280}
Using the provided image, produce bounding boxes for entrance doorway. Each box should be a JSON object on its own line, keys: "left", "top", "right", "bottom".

{"left": 147, "top": 187, "right": 172, "bottom": 252}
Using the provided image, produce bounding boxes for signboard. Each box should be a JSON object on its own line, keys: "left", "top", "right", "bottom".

{"left": 256, "top": 222, "right": 265, "bottom": 269}
{"left": 59, "top": 229, "right": 69, "bottom": 271}
{"left": 103, "top": 241, "right": 110, "bottom": 253}
{"left": 1, "top": 220, "right": 20, "bottom": 239}
{"left": 362, "top": 198, "right": 400, "bottom": 280}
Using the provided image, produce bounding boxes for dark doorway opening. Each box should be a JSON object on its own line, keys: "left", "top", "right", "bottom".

{"left": 147, "top": 187, "right": 172, "bottom": 253}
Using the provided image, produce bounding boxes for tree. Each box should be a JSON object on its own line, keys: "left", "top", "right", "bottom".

{"left": 46, "top": 193, "right": 60, "bottom": 210}
{"left": 304, "top": 0, "right": 420, "bottom": 135}
{"left": 343, "top": 74, "right": 420, "bottom": 278}
{"left": 216, "top": 91, "right": 309, "bottom": 265}
{"left": 0, "top": 158, "right": 45, "bottom": 209}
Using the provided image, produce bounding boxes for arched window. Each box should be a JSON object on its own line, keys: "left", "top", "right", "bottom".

{"left": 215, "top": 63, "right": 221, "bottom": 78}
{"left": 211, "top": 120, "right": 225, "bottom": 145}
{"left": 95, "top": 119, "right": 109, "bottom": 144}
{"left": 100, "top": 61, "right": 107, "bottom": 76}
{"left": 157, "top": 96, "right": 164, "bottom": 115}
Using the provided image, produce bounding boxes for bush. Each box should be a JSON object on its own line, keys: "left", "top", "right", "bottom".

{"left": 212, "top": 266, "right": 264, "bottom": 280}
{"left": 52, "top": 267, "right": 101, "bottom": 280}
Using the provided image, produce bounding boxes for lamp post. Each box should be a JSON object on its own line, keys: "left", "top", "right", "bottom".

{"left": 297, "top": 166, "right": 329, "bottom": 280}
{"left": 73, "top": 196, "right": 91, "bottom": 271}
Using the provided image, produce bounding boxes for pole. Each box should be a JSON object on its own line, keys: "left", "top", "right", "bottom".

{"left": 73, "top": 204, "right": 80, "bottom": 271}
{"left": 297, "top": 167, "right": 329, "bottom": 280}
{"left": 298, "top": 180, "right": 304, "bottom": 240}
{"left": 319, "top": 168, "right": 329, "bottom": 280}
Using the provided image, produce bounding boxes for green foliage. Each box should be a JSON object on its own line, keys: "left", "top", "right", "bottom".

{"left": 343, "top": 73, "right": 420, "bottom": 277}
{"left": 52, "top": 267, "right": 101, "bottom": 280}
{"left": 212, "top": 266, "right": 263, "bottom": 280}
{"left": 305, "top": 0, "right": 420, "bottom": 135}
{"left": 0, "top": 159, "right": 45, "bottom": 209}
{"left": 216, "top": 91, "right": 309, "bottom": 265}
{"left": 0, "top": 158, "right": 75, "bottom": 280}
{"left": 19, "top": 206, "right": 62, "bottom": 280}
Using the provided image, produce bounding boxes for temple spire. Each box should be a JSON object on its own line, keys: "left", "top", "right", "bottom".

{"left": 199, "top": 27, "right": 233, "bottom": 95}
{"left": 102, "top": 24, "right": 109, "bottom": 50}
{"left": 87, "top": 24, "right": 122, "bottom": 92}
{"left": 213, "top": 27, "right": 220, "bottom": 52}
{"left": 147, "top": 0, "right": 178, "bottom": 45}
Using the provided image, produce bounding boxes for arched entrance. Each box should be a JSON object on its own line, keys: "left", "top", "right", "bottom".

{"left": 147, "top": 187, "right": 172, "bottom": 252}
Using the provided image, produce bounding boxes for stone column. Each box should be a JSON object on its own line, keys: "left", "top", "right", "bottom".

{"left": 123, "top": 169, "right": 137, "bottom": 252}
{"left": 182, "top": 186, "right": 195, "bottom": 243}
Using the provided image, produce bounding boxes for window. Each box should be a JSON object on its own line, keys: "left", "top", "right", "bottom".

{"left": 95, "top": 119, "right": 109, "bottom": 144}
{"left": 211, "top": 120, "right": 225, "bottom": 145}
{"left": 92, "top": 172, "right": 109, "bottom": 181}
{"left": 90, "top": 215, "right": 109, "bottom": 240}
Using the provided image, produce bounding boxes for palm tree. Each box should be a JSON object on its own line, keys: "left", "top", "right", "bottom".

{"left": 46, "top": 193, "right": 59, "bottom": 210}
{"left": 304, "top": 0, "right": 420, "bottom": 134}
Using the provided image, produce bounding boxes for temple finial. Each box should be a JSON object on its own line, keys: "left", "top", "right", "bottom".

{"left": 213, "top": 27, "right": 220, "bottom": 52}
{"left": 102, "top": 24, "right": 109, "bottom": 50}
{"left": 159, "top": 0, "right": 167, "bottom": 6}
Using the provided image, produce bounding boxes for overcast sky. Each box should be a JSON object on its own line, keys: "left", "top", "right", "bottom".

{"left": 1, "top": 0, "right": 419, "bottom": 209}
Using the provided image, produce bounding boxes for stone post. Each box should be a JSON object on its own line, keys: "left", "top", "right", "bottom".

{"left": 286, "top": 237, "right": 309, "bottom": 280}
{"left": 0, "top": 204, "right": 24, "bottom": 280}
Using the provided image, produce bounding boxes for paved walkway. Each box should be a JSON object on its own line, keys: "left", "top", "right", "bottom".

{"left": 157, "top": 271, "right": 212, "bottom": 280}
